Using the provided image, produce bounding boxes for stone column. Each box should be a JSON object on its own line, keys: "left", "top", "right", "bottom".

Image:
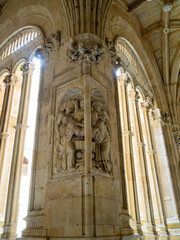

{"left": 140, "top": 102, "right": 170, "bottom": 239}
{"left": 117, "top": 73, "right": 142, "bottom": 235}
{"left": 129, "top": 89, "right": 157, "bottom": 238}
{"left": 0, "top": 74, "right": 18, "bottom": 185}
{"left": 2, "top": 61, "right": 35, "bottom": 240}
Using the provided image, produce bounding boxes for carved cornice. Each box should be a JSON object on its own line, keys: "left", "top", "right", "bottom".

{"left": 35, "top": 32, "right": 61, "bottom": 61}
{"left": 67, "top": 33, "right": 104, "bottom": 64}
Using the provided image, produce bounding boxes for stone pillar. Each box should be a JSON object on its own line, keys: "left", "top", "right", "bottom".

{"left": 140, "top": 102, "right": 170, "bottom": 239}
{"left": 1, "top": 61, "right": 35, "bottom": 240}
{"left": 150, "top": 109, "right": 180, "bottom": 238}
{"left": 0, "top": 74, "right": 18, "bottom": 185}
{"left": 20, "top": 33, "right": 137, "bottom": 240}
{"left": 129, "top": 89, "right": 157, "bottom": 238}
{"left": 117, "top": 73, "right": 142, "bottom": 236}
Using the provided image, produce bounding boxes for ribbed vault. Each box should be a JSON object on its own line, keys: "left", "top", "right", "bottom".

{"left": 61, "top": 0, "right": 112, "bottom": 38}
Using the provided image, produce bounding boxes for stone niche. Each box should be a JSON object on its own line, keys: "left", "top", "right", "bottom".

{"left": 45, "top": 75, "right": 122, "bottom": 239}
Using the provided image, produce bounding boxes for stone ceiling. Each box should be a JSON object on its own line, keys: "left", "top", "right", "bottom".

{"left": 120, "top": 0, "right": 180, "bottom": 77}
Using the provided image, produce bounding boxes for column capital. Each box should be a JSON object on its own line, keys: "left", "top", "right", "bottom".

{"left": 67, "top": 33, "right": 104, "bottom": 64}
{"left": 106, "top": 39, "right": 123, "bottom": 69}
{"left": 128, "top": 89, "right": 140, "bottom": 101}
{"left": 117, "top": 73, "right": 130, "bottom": 85}
{"left": 0, "top": 132, "right": 9, "bottom": 139}
{"left": 140, "top": 101, "right": 150, "bottom": 111}
{"left": 13, "top": 123, "right": 29, "bottom": 130}
{"left": 147, "top": 150, "right": 156, "bottom": 155}
{"left": 3, "top": 74, "right": 18, "bottom": 86}
{"left": 150, "top": 108, "right": 170, "bottom": 125}
{"left": 137, "top": 141, "right": 146, "bottom": 147}
{"left": 122, "top": 130, "right": 134, "bottom": 137}
{"left": 35, "top": 31, "right": 61, "bottom": 61}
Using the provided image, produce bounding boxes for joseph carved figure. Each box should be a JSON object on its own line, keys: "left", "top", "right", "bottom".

{"left": 92, "top": 101, "right": 112, "bottom": 174}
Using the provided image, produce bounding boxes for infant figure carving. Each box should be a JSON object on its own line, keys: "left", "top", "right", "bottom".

{"left": 54, "top": 89, "right": 84, "bottom": 173}
{"left": 91, "top": 91, "right": 113, "bottom": 175}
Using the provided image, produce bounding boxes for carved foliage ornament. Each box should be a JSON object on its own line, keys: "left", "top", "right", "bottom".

{"left": 172, "top": 126, "right": 180, "bottom": 146}
{"left": 151, "top": 109, "right": 170, "bottom": 124}
{"left": 35, "top": 31, "right": 61, "bottom": 60}
{"left": 67, "top": 34, "right": 105, "bottom": 64}
{"left": 106, "top": 39, "right": 122, "bottom": 69}
{"left": 3, "top": 74, "right": 18, "bottom": 85}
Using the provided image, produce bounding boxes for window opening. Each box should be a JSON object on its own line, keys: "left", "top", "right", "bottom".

{"left": 16, "top": 57, "right": 41, "bottom": 237}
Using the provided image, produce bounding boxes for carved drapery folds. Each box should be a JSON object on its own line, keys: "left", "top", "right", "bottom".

{"left": 35, "top": 31, "right": 60, "bottom": 60}
{"left": 91, "top": 90, "right": 112, "bottom": 174}
{"left": 54, "top": 88, "right": 113, "bottom": 175}
{"left": 61, "top": 0, "right": 112, "bottom": 38}
{"left": 67, "top": 33, "right": 105, "bottom": 64}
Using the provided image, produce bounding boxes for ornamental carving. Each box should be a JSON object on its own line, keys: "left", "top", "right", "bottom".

{"left": 21, "top": 62, "right": 29, "bottom": 73}
{"left": 3, "top": 74, "right": 18, "bottom": 85}
{"left": 91, "top": 89, "right": 113, "bottom": 175}
{"left": 67, "top": 33, "right": 104, "bottom": 64}
{"left": 54, "top": 88, "right": 84, "bottom": 173}
{"left": 151, "top": 109, "right": 170, "bottom": 124}
{"left": 106, "top": 39, "right": 122, "bottom": 69}
{"left": 172, "top": 126, "right": 180, "bottom": 147}
{"left": 35, "top": 31, "right": 61, "bottom": 60}
{"left": 54, "top": 88, "right": 113, "bottom": 175}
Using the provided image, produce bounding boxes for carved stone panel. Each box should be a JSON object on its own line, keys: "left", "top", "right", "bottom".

{"left": 91, "top": 89, "right": 113, "bottom": 175}
{"left": 53, "top": 88, "right": 84, "bottom": 174}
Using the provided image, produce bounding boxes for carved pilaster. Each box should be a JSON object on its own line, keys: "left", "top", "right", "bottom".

{"left": 67, "top": 33, "right": 104, "bottom": 64}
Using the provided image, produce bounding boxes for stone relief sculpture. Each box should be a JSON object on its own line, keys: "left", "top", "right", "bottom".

{"left": 54, "top": 88, "right": 113, "bottom": 175}
{"left": 54, "top": 88, "right": 84, "bottom": 173}
{"left": 67, "top": 33, "right": 105, "bottom": 64}
{"left": 91, "top": 90, "right": 113, "bottom": 175}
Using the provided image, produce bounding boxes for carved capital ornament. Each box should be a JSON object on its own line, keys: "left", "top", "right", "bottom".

{"left": 67, "top": 33, "right": 105, "bottom": 64}
{"left": 35, "top": 31, "right": 61, "bottom": 61}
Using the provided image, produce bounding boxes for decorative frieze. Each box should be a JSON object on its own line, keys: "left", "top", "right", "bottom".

{"left": 67, "top": 33, "right": 104, "bottom": 64}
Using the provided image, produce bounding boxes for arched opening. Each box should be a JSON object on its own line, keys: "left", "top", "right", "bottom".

{"left": 115, "top": 37, "right": 175, "bottom": 238}
{"left": 0, "top": 26, "right": 43, "bottom": 237}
